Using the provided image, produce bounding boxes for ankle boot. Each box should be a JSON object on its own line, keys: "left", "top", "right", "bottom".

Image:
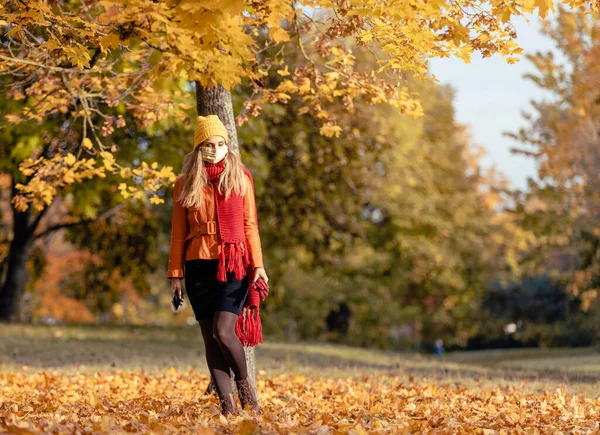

{"left": 218, "top": 392, "right": 238, "bottom": 417}
{"left": 235, "top": 377, "right": 260, "bottom": 414}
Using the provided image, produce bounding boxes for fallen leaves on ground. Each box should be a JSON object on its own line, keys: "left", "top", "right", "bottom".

{"left": 0, "top": 368, "right": 599, "bottom": 434}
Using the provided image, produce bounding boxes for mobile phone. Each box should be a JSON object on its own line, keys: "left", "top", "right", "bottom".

{"left": 172, "top": 292, "right": 184, "bottom": 312}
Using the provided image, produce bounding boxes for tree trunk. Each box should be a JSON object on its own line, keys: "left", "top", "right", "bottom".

{"left": 0, "top": 177, "right": 36, "bottom": 322}
{"left": 195, "top": 81, "right": 258, "bottom": 397}
{"left": 195, "top": 83, "right": 239, "bottom": 151}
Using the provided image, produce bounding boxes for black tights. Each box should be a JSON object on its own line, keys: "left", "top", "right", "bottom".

{"left": 199, "top": 311, "right": 248, "bottom": 395}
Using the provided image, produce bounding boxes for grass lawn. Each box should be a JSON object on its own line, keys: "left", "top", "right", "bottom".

{"left": 1, "top": 323, "right": 599, "bottom": 433}
{"left": 2, "top": 323, "right": 599, "bottom": 395}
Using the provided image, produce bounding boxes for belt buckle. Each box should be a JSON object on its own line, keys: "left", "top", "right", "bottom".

{"left": 206, "top": 221, "right": 217, "bottom": 235}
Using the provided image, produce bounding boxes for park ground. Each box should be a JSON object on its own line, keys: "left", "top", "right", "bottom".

{"left": 1, "top": 323, "right": 599, "bottom": 433}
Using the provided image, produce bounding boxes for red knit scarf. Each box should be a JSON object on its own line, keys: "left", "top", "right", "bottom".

{"left": 203, "top": 160, "right": 263, "bottom": 346}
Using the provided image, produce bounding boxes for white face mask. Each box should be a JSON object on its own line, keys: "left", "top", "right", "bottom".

{"left": 200, "top": 142, "right": 228, "bottom": 164}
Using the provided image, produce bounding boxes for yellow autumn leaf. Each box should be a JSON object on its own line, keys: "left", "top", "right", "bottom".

{"left": 63, "top": 170, "right": 75, "bottom": 184}
{"left": 82, "top": 138, "right": 93, "bottom": 150}
{"left": 5, "top": 113, "right": 22, "bottom": 123}
{"left": 535, "top": 0, "right": 555, "bottom": 17}
{"left": 360, "top": 31, "right": 373, "bottom": 42}
{"left": 298, "top": 78, "right": 311, "bottom": 95}
{"left": 277, "top": 92, "right": 291, "bottom": 102}
{"left": 64, "top": 153, "right": 76, "bottom": 166}
{"left": 320, "top": 124, "right": 342, "bottom": 138}
{"left": 270, "top": 27, "right": 290, "bottom": 43}
{"left": 277, "top": 65, "right": 291, "bottom": 76}
{"left": 99, "top": 33, "right": 120, "bottom": 51}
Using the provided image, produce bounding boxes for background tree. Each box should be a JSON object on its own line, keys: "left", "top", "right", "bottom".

{"left": 1, "top": 1, "right": 597, "bottom": 331}
{"left": 232, "top": 36, "right": 520, "bottom": 348}
{"left": 505, "top": 4, "right": 600, "bottom": 346}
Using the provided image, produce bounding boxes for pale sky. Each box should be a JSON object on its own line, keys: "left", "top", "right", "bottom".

{"left": 428, "top": 14, "right": 562, "bottom": 191}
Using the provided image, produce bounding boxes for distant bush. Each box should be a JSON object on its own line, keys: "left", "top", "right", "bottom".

{"left": 474, "top": 275, "right": 595, "bottom": 349}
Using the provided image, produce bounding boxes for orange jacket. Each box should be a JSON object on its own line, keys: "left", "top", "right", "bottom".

{"left": 167, "top": 173, "right": 264, "bottom": 279}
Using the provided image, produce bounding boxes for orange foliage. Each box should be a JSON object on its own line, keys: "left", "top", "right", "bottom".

{"left": 33, "top": 242, "right": 95, "bottom": 323}
{"left": 29, "top": 222, "right": 146, "bottom": 323}
{"left": 36, "top": 289, "right": 95, "bottom": 324}
{"left": 0, "top": 369, "right": 599, "bottom": 433}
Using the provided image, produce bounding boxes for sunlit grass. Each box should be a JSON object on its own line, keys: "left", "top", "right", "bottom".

{"left": 2, "top": 323, "right": 600, "bottom": 397}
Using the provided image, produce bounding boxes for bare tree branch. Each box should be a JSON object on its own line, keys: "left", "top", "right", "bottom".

{"left": 33, "top": 202, "right": 128, "bottom": 241}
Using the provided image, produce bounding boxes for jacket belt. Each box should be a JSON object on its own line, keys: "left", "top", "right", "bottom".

{"left": 184, "top": 220, "right": 217, "bottom": 242}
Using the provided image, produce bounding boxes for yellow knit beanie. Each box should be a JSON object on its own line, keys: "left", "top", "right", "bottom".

{"left": 194, "top": 115, "right": 229, "bottom": 149}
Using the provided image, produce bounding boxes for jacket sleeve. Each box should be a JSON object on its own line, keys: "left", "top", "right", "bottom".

{"left": 167, "top": 176, "right": 190, "bottom": 279}
{"left": 243, "top": 172, "right": 264, "bottom": 269}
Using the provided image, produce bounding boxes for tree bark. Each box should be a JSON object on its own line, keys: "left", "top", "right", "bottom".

{"left": 195, "top": 81, "right": 258, "bottom": 397}
{"left": 195, "top": 83, "right": 240, "bottom": 151}
{"left": 0, "top": 177, "right": 36, "bottom": 322}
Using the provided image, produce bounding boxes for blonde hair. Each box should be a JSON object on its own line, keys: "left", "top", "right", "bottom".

{"left": 177, "top": 141, "right": 248, "bottom": 209}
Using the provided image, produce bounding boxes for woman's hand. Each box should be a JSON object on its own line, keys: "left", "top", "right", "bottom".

{"left": 252, "top": 267, "right": 268, "bottom": 284}
{"left": 170, "top": 278, "right": 183, "bottom": 299}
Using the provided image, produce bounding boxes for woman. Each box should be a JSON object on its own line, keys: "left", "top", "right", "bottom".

{"left": 167, "top": 114, "right": 269, "bottom": 416}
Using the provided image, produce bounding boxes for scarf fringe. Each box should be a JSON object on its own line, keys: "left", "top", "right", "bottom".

{"left": 216, "top": 239, "right": 265, "bottom": 347}
{"left": 217, "top": 240, "right": 248, "bottom": 282}
{"left": 235, "top": 305, "right": 264, "bottom": 347}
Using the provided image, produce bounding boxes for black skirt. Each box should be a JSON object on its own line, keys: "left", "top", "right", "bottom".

{"left": 184, "top": 258, "right": 249, "bottom": 321}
